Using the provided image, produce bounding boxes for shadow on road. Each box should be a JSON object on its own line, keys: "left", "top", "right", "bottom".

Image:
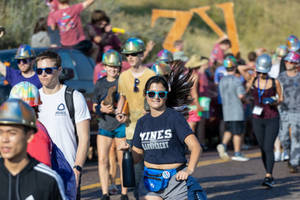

{"left": 199, "top": 175, "right": 300, "bottom": 200}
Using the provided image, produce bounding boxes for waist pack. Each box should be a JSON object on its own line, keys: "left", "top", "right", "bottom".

{"left": 144, "top": 164, "right": 186, "bottom": 192}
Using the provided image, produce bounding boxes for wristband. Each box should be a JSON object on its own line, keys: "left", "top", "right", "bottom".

{"left": 73, "top": 165, "right": 82, "bottom": 172}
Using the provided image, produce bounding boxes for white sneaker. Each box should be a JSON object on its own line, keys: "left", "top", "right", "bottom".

{"left": 217, "top": 144, "right": 230, "bottom": 160}
{"left": 232, "top": 154, "right": 250, "bottom": 162}
{"left": 274, "top": 151, "right": 281, "bottom": 162}
{"left": 281, "top": 151, "right": 290, "bottom": 161}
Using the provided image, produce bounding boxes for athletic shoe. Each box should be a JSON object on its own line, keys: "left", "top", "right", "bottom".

{"left": 101, "top": 194, "right": 110, "bottom": 200}
{"left": 262, "top": 177, "right": 275, "bottom": 188}
{"left": 120, "top": 194, "right": 129, "bottom": 200}
{"left": 109, "top": 184, "right": 119, "bottom": 195}
{"left": 274, "top": 151, "right": 281, "bottom": 162}
{"left": 217, "top": 144, "right": 230, "bottom": 160}
{"left": 281, "top": 151, "right": 290, "bottom": 161}
{"left": 232, "top": 154, "right": 250, "bottom": 162}
{"left": 288, "top": 162, "right": 298, "bottom": 173}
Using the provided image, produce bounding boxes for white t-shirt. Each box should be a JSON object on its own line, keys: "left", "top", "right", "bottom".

{"left": 268, "top": 62, "right": 280, "bottom": 79}
{"left": 38, "top": 85, "right": 91, "bottom": 167}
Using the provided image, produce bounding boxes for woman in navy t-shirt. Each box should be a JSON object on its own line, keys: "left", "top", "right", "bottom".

{"left": 121, "top": 62, "right": 202, "bottom": 199}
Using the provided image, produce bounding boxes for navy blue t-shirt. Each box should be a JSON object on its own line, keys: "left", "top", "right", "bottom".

{"left": 5, "top": 67, "right": 42, "bottom": 89}
{"left": 133, "top": 108, "right": 193, "bottom": 164}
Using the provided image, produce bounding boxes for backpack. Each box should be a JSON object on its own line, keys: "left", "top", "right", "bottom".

{"left": 65, "top": 86, "right": 78, "bottom": 143}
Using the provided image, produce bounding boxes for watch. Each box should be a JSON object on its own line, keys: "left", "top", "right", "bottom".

{"left": 73, "top": 165, "right": 82, "bottom": 172}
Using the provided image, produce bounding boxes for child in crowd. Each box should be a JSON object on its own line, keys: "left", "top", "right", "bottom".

{"left": 92, "top": 50, "right": 128, "bottom": 200}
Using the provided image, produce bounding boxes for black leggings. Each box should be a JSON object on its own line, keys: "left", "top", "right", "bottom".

{"left": 252, "top": 117, "right": 279, "bottom": 174}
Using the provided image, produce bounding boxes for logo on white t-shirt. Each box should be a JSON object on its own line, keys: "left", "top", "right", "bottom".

{"left": 56, "top": 103, "right": 67, "bottom": 116}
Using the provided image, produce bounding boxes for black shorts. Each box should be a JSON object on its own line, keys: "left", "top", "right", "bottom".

{"left": 225, "top": 121, "right": 245, "bottom": 135}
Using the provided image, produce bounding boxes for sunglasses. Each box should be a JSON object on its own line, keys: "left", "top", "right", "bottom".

{"left": 285, "top": 61, "right": 298, "bottom": 65}
{"left": 17, "top": 58, "right": 31, "bottom": 64}
{"left": 36, "top": 66, "right": 59, "bottom": 75}
{"left": 257, "top": 72, "right": 267, "bottom": 75}
{"left": 146, "top": 90, "right": 168, "bottom": 99}
{"left": 134, "top": 78, "right": 140, "bottom": 92}
{"left": 125, "top": 52, "right": 140, "bottom": 57}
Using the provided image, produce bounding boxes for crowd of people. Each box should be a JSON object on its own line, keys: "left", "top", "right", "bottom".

{"left": 0, "top": 0, "right": 300, "bottom": 200}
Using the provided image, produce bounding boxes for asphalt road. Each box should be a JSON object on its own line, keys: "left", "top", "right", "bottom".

{"left": 80, "top": 147, "right": 300, "bottom": 200}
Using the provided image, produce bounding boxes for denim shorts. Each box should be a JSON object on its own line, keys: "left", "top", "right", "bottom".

{"left": 98, "top": 124, "right": 125, "bottom": 138}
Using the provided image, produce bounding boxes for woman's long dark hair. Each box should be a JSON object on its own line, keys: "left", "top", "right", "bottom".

{"left": 144, "top": 61, "right": 193, "bottom": 109}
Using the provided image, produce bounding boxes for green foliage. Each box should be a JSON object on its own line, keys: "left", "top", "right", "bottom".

{"left": 0, "top": 0, "right": 299, "bottom": 62}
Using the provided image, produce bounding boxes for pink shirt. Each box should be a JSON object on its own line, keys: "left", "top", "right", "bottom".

{"left": 50, "top": 3, "right": 86, "bottom": 46}
{"left": 209, "top": 44, "right": 224, "bottom": 67}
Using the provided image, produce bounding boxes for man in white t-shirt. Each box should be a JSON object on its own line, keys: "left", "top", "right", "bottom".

{"left": 36, "top": 50, "right": 90, "bottom": 198}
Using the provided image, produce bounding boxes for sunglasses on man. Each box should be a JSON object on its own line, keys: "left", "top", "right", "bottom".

{"left": 125, "top": 52, "right": 140, "bottom": 57}
{"left": 134, "top": 78, "right": 140, "bottom": 92}
{"left": 36, "top": 66, "right": 59, "bottom": 75}
{"left": 16, "top": 58, "right": 32, "bottom": 64}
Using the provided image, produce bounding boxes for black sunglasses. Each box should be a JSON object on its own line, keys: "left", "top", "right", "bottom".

{"left": 36, "top": 66, "right": 59, "bottom": 75}
{"left": 17, "top": 58, "right": 31, "bottom": 64}
{"left": 125, "top": 52, "right": 140, "bottom": 57}
{"left": 134, "top": 78, "right": 140, "bottom": 92}
{"left": 146, "top": 91, "right": 168, "bottom": 99}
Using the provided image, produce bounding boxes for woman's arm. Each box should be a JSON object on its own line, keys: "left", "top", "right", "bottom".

{"left": 237, "top": 65, "right": 253, "bottom": 82}
{"left": 132, "top": 146, "right": 144, "bottom": 164}
{"left": 176, "top": 134, "right": 201, "bottom": 180}
{"left": 275, "top": 80, "right": 283, "bottom": 104}
{"left": 190, "top": 73, "right": 203, "bottom": 112}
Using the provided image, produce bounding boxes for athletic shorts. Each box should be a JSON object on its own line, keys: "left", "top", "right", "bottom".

{"left": 98, "top": 124, "right": 125, "bottom": 138}
{"left": 225, "top": 121, "right": 245, "bottom": 135}
{"left": 187, "top": 110, "right": 201, "bottom": 123}
{"left": 139, "top": 167, "right": 188, "bottom": 200}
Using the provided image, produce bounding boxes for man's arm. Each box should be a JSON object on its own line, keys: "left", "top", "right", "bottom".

{"left": 82, "top": 0, "right": 95, "bottom": 9}
{"left": 73, "top": 119, "right": 90, "bottom": 186}
{"left": 0, "top": 61, "right": 7, "bottom": 77}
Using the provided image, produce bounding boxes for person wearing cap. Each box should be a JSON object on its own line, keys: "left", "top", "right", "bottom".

{"left": 216, "top": 57, "right": 249, "bottom": 162}
{"left": 115, "top": 37, "right": 155, "bottom": 200}
{"left": 184, "top": 55, "right": 205, "bottom": 132}
{"left": 92, "top": 50, "right": 128, "bottom": 200}
{"left": 238, "top": 54, "right": 283, "bottom": 188}
{"left": 0, "top": 99, "right": 67, "bottom": 200}
{"left": 0, "top": 44, "right": 42, "bottom": 89}
{"left": 279, "top": 35, "right": 300, "bottom": 74}
{"left": 9, "top": 81, "right": 52, "bottom": 167}
{"left": 150, "top": 49, "right": 173, "bottom": 77}
{"left": 277, "top": 51, "right": 300, "bottom": 173}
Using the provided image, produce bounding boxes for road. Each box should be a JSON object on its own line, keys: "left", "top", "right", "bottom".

{"left": 80, "top": 147, "right": 300, "bottom": 200}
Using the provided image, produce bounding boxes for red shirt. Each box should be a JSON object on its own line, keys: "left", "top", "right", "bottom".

{"left": 50, "top": 3, "right": 86, "bottom": 46}
{"left": 27, "top": 120, "right": 52, "bottom": 167}
{"left": 209, "top": 44, "right": 225, "bottom": 67}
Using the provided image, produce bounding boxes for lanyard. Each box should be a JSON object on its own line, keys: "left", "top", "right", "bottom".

{"left": 257, "top": 76, "right": 268, "bottom": 104}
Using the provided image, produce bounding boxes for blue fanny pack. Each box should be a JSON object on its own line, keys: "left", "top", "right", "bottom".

{"left": 144, "top": 164, "right": 186, "bottom": 192}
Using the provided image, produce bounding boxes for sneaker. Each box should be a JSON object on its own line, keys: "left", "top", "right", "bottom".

{"left": 217, "top": 144, "right": 230, "bottom": 160}
{"left": 232, "top": 153, "right": 250, "bottom": 162}
{"left": 120, "top": 194, "right": 129, "bottom": 200}
{"left": 262, "top": 177, "right": 275, "bottom": 188}
{"left": 281, "top": 151, "right": 290, "bottom": 161}
{"left": 109, "top": 184, "right": 119, "bottom": 195}
{"left": 274, "top": 151, "right": 281, "bottom": 162}
{"left": 287, "top": 162, "right": 298, "bottom": 173}
{"left": 101, "top": 194, "right": 110, "bottom": 200}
